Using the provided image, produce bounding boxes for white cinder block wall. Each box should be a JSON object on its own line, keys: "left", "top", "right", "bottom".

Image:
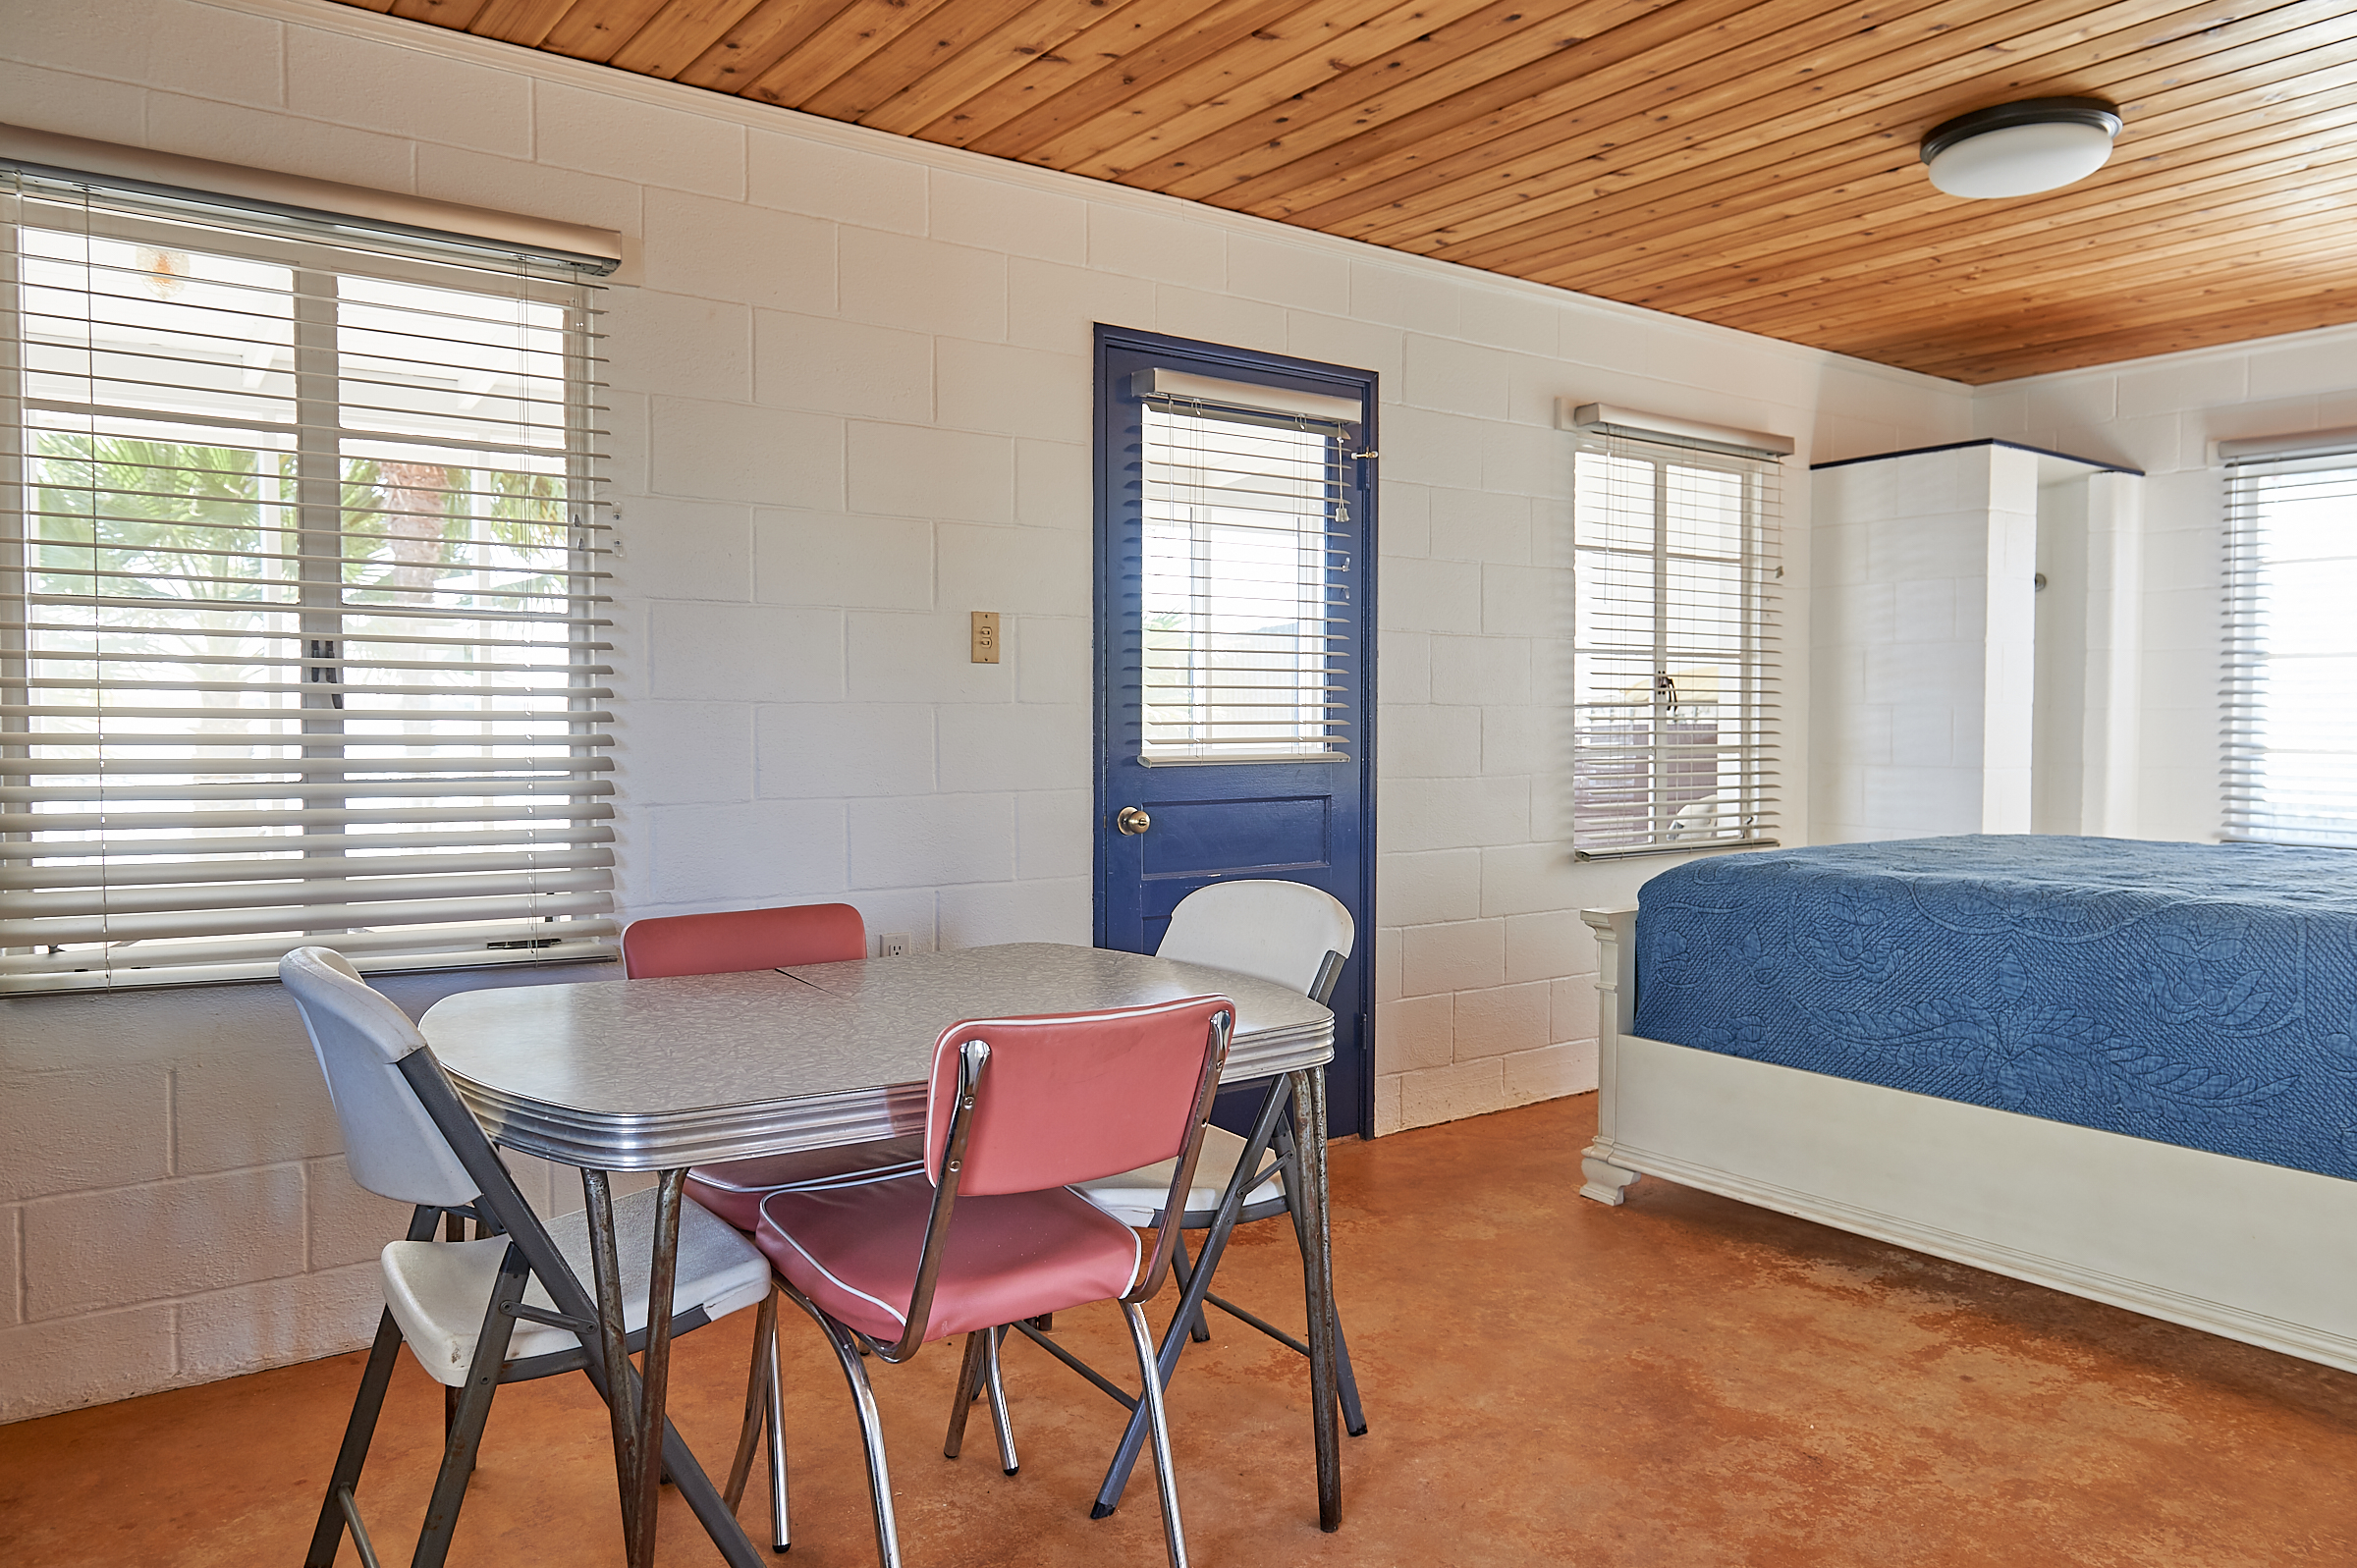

{"left": 1972, "top": 322, "right": 2357, "bottom": 844}
{"left": 0, "top": 0, "right": 1990, "bottom": 1422}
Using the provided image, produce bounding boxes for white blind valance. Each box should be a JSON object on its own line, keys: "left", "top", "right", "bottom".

{"left": 1, "top": 165, "right": 613, "bottom": 992}
{"left": 2222, "top": 444, "right": 2357, "bottom": 849}
{"left": 1570, "top": 423, "right": 1782, "bottom": 857}
{"left": 1130, "top": 380, "right": 1359, "bottom": 765}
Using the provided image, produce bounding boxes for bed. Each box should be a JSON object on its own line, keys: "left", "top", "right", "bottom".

{"left": 1580, "top": 835, "right": 2357, "bottom": 1374}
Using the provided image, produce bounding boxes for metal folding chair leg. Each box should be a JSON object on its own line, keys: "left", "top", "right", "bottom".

{"left": 303, "top": 1308, "right": 410, "bottom": 1568}
{"left": 411, "top": 1243, "right": 531, "bottom": 1568}
{"left": 1121, "top": 1300, "right": 1189, "bottom": 1568}
{"left": 1169, "top": 1236, "right": 1212, "bottom": 1344}
{"left": 304, "top": 1206, "right": 445, "bottom": 1568}
{"left": 780, "top": 1282, "right": 902, "bottom": 1568}
{"left": 1091, "top": 1077, "right": 1291, "bottom": 1518}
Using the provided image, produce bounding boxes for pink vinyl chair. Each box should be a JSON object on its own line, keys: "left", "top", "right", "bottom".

{"left": 621, "top": 901, "right": 921, "bottom": 1552}
{"left": 754, "top": 995, "right": 1233, "bottom": 1568}
{"left": 623, "top": 902, "right": 925, "bottom": 1225}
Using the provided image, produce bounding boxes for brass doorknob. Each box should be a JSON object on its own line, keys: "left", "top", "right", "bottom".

{"left": 1116, "top": 806, "right": 1152, "bottom": 836}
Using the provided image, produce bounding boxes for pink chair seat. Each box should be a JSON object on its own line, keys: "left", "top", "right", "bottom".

{"left": 685, "top": 1135, "right": 925, "bottom": 1230}
{"left": 755, "top": 1176, "right": 1143, "bottom": 1346}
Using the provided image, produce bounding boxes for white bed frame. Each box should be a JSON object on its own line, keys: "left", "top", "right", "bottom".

{"left": 1580, "top": 905, "right": 2357, "bottom": 1375}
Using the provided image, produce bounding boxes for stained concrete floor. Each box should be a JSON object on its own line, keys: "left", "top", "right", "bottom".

{"left": 6, "top": 1093, "right": 2357, "bottom": 1567}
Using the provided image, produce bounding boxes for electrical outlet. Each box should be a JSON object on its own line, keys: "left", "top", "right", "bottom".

{"left": 969, "top": 610, "right": 1001, "bottom": 664}
{"left": 878, "top": 933, "right": 911, "bottom": 958}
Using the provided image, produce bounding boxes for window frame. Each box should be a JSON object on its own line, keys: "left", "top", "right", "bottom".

{"left": 2220, "top": 437, "right": 2357, "bottom": 849}
{"left": 0, "top": 164, "right": 616, "bottom": 994}
{"left": 1569, "top": 427, "right": 1783, "bottom": 859}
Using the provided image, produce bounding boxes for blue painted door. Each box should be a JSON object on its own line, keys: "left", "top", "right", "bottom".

{"left": 1093, "top": 327, "right": 1376, "bottom": 1138}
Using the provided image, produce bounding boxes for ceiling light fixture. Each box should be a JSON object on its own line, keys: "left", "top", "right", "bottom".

{"left": 1919, "top": 97, "right": 2122, "bottom": 199}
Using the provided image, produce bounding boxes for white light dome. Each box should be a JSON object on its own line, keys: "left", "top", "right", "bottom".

{"left": 1920, "top": 99, "right": 2122, "bottom": 200}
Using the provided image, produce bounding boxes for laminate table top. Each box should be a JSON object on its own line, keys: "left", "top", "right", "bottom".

{"left": 422, "top": 942, "right": 1333, "bottom": 1169}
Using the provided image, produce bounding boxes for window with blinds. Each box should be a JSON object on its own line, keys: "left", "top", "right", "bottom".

{"left": 2222, "top": 436, "right": 2357, "bottom": 848}
{"left": 1136, "top": 390, "right": 1355, "bottom": 764}
{"left": 1, "top": 167, "right": 613, "bottom": 993}
{"left": 1570, "top": 423, "right": 1781, "bottom": 857}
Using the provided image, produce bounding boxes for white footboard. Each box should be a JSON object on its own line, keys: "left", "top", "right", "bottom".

{"left": 1581, "top": 905, "right": 2357, "bottom": 1376}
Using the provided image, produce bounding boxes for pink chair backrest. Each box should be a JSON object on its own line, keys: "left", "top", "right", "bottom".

{"left": 922, "top": 996, "right": 1231, "bottom": 1198}
{"left": 622, "top": 902, "right": 866, "bottom": 979}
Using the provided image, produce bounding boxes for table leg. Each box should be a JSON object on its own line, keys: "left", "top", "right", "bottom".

{"left": 579, "top": 1170, "right": 641, "bottom": 1552}
{"left": 1288, "top": 1066, "right": 1343, "bottom": 1533}
{"left": 582, "top": 1168, "right": 691, "bottom": 1568}
{"left": 632, "top": 1169, "right": 687, "bottom": 1568}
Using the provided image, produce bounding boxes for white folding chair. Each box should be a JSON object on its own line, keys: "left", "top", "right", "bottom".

{"left": 1078, "top": 881, "right": 1367, "bottom": 1416}
{"left": 968, "top": 881, "right": 1368, "bottom": 1519}
{"left": 280, "top": 946, "right": 772, "bottom": 1568}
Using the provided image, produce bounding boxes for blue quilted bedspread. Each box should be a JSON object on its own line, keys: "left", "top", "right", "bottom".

{"left": 1631, "top": 836, "right": 2357, "bottom": 1180}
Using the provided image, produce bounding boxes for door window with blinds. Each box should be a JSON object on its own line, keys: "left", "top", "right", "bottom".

{"left": 2221, "top": 436, "right": 2357, "bottom": 848}
{"left": 1570, "top": 423, "right": 1781, "bottom": 856}
{"left": 1, "top": 167, "right": 612, "bottom": 993}
{"left": 1135, "top": 374, "right": 1356, "bottom": 763}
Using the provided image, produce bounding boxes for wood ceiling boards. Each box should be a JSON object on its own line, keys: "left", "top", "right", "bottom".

{"left": 339, "top": 0, "right": 2357, "bottom": 382}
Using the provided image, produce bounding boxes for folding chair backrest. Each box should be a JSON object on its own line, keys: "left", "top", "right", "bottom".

{"left": 1157, "top": 880, "right": 1354, "bottom": 1000}
{"left": 922, "top": 996, "right": 1232, "bottom": 1198}
{"left": 279, "top": 946, "right": 478, "bottom": 1209}
{"left": 622, "top": 901, "right": 866, "bottom": 978}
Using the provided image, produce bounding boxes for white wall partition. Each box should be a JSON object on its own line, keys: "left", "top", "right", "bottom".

{"left": 0, "top": 0, "right": 1986, "bottom": 1420}
{"left": 1812, "top": 442, "right": 2146, "bottom": 844}
{"left": 1974, "top": 320, "right": 2357, "bottom": 843}
{"left": 1812, "top": 443, "right": 2038, "bottom": 840}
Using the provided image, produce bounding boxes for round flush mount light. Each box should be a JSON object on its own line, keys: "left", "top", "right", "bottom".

{"left": 1919, "top": 97, "right": 2122, "bottom": 198}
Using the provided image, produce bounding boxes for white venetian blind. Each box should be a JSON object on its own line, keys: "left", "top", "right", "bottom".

{"left": 1, "top": 165, "right": 614, "bottom": 992}
{"left": 1570, "top": 417, "right": 1782, "bottom": 857}
{"left": 1133, "top": 374, "right": 1360, "bottom": 764}
{"left": 2221, "top": 433, "right": 2357, "bottom": 848}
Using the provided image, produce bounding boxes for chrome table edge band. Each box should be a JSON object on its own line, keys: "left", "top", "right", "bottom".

{"left": 447, "top": 1025, "right": 1334, "bottom": 1169}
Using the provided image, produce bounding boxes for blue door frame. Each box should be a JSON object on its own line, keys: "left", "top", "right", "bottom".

{"left": 1092, "top": 325, "right": 1378, "bottom": 1140}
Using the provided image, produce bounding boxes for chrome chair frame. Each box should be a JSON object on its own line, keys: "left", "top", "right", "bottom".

{"left": 772, "top": 1008, "right": 1233, "bottom": 1568}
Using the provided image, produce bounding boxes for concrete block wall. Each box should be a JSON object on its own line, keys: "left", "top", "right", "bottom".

{"left": 0, "top": 0, "right": 1978, "bottom": 1420}
{"left": 1974, "top": 321, "right": 2357, "bottom": 843}
{"left": 0, "top": 962, "right": 598, "bottom": 1423}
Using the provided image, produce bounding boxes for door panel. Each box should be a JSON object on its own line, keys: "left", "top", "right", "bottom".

{"left": 1140, "top": 795, "right": 1329, "bottom": 879}
{"left": 1093, "top": 327, "right": 1377, "bottom": 1138}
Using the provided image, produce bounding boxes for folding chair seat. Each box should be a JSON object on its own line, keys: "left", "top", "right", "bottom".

{"left": 753, "top": 996, "right": 1234, "bottom": 1568}
{"left": 381, "top": 1185, "right": 769, "bottom": 1386}
{"left": 622, "top": 900, "right": 924, "bottom": 1550}
{"left": 279, "top": 946, "right": 770, "bottom": 1568}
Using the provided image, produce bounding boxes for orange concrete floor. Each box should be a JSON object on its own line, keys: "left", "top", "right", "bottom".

{"left": 6, "top": 1093, "right": 2357, "bottom": 1567}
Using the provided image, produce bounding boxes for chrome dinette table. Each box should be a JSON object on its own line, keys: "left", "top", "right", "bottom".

{"left": 419, "top": 942, "right": 1345, "bottom": 1568}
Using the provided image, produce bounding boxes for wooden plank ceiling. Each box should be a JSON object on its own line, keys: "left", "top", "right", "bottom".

{"left": 340, "top": 0, "right": 2357, "bottom": 382}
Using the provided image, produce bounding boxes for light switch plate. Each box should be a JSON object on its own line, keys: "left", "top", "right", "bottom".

{"left": 969, "top": 610, "right": 1001, "bottom": 664}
